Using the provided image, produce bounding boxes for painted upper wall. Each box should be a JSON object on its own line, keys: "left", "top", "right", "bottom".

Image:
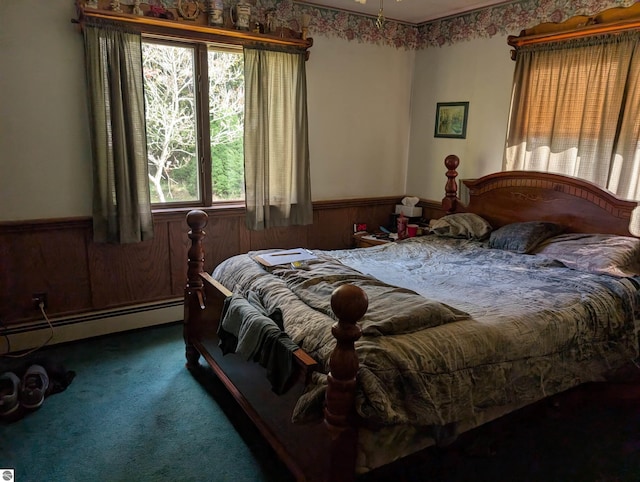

{"left": 1, "top": 0, "right": 630, "bottom": 221}
{"left": 0, "top": 0, "right": 413, "bottom": 221}
{"left": 306, "top": 35, "right": 414, "bottom": 201}
{"left": 406, "top": 35, "right": 515, "bottom": 202}
{"left": 0, "top": 1, "right": 93, "bottom": 222}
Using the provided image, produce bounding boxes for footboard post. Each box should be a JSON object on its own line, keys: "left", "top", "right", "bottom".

{"left": 184, "top": 209, "right": 208, "bottom": 369}
{"left": 324, "top": 285, "right": 368, "bottom": 482}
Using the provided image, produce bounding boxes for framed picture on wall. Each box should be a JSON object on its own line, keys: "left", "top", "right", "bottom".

{"left": 434, "top": 102, "right": 469, "bottom": 139}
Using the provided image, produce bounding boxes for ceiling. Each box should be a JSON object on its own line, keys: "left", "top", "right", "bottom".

{"left": 295, "top": 0, "right": 513, "bottom": 25}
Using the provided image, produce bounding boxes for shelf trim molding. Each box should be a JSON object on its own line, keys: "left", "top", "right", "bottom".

{"left": 75, "top": 6, "right": 313, "bottom": 51}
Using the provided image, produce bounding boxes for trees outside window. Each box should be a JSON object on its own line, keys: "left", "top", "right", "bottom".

{"left": 142, "top": 40, "right": 244, "bottom": 205}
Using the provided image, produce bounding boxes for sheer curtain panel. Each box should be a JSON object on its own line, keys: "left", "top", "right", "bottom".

{"left": 505, "top": 33, "right": 640, "bottom": 201}
{"left": 83, "top": 24, "right": 154, "bottom": 244}
{"left": 243, "top": 48, "right": 313, "bottom": 230}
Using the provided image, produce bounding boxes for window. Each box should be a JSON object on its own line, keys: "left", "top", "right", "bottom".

{"left": 79, "top": 6, "right": 312, "bottom": 239}
{"left": 505, "top": 35, "right": 640, "bottom": 199}
{"left": 142, "top": 40, "right": 245, "bottom": 206}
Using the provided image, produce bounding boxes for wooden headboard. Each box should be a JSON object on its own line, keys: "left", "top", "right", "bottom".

{"left": 443, "top": 155, "right": 638, "bottom": 237}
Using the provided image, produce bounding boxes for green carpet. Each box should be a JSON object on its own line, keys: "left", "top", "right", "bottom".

{"left": 2, "top": 323, "right": 640, "bottom": 482}
{"left": 0, "top": 323, "right": 292, "bottom": 482}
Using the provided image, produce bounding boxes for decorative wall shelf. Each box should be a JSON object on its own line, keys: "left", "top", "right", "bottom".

{"left": 75, "top": 2, "right": 313, "bottom": 53}
{"left": 507, "top": 3, "right": 640, "bottom": 58}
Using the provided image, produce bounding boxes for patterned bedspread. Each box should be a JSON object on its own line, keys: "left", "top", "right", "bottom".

{"left": 212, "top": 236, "right": 640, "bottom": 429}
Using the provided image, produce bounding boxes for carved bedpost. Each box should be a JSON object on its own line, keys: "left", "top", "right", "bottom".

{"left": 184, "top": 209, "right": 208, "bottom": 369}
{"left": 324, "top": 284, "right": 368, "bottom": 482}
{"left": 442, "top": 154, "right": 460, "bottom": 214}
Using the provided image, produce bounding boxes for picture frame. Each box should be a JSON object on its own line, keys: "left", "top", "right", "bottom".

{"left": 434, "top": 102, "right": 469, "bottom": 139}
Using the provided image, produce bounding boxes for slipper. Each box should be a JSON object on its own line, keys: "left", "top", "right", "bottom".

{"left": 0, "top": 372, "right": 21, "bottom": 416}
{"left": 20, "top": 365, "right": 50, "bottom": 410}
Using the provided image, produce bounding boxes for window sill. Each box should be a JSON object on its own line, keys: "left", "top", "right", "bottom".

{"left": 152, "top": 202, "right": 246, "bottom": 221}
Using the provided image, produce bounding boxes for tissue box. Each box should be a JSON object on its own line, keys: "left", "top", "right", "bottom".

{"left": 395, "top": 205, "right": 422, "bottom": 217}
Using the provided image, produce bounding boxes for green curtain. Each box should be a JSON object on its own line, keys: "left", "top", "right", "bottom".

{"left": 82, "top": 24, "right": 153, "bottom": 244}
{"left": 243, "top": 47, "right": 313, "bottom": 231}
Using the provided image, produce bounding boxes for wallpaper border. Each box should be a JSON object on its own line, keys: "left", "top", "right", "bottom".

{"left": 284, "top": 0, "right": 638, "bottom": 49}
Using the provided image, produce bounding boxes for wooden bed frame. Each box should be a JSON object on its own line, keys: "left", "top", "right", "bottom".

{"left": 183, "top": 154, "right": 639, "bottom": 482}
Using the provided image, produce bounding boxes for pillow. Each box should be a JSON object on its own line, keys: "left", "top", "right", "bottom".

{"left": 533, "top": 233, "right": 640, "bottom": 277}
{"left": 429, "top": 213, "right": 492, "bottom": 240}
{"left": 488, "top": 221, "right": 564, "bottom": 254}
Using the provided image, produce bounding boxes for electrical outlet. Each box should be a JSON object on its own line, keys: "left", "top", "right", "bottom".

{"left": 32, "top": 292, "right": 48, "bottom": 310}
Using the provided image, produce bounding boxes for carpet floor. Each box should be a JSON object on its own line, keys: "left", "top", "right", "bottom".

{"left": 1, "top": 322, "right": 639, "bottom": 482}
{"left": 0, "top": 323, "right": 292, "bottom": 482}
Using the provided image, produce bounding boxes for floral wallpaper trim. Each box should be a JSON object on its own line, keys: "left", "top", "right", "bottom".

{"left": 419, "top": 0, "right": 638, "bottom": 48}
{"left": 264, "top": 0, "right": 638, "bottom": 50}
{"left": 268, "top": 0, "right": 421, "bottom": 49}
{"left": 149, "top": 0, "right": 418, "bottom": 49}
{"left": 129, "top": 0, "right": 638, "bottom": 49}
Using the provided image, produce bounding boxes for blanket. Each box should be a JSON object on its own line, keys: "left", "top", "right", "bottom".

{"left": 269, "top": 254, "right": 469, "bottom": 336}
{"left": 212, "top": 238, "right": 640, "bottom": 427}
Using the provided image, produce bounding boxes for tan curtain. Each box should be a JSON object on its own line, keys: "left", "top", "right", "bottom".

{"left": 505, "top": 32, "right": 640, "bottom": 199}
{"left": 243, "top": 48, "right": 313, "bottom": 231}
{"left": 83, "top": 24, "right": 154, "bottom": 244}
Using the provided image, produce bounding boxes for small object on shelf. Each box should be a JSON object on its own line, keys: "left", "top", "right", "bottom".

{"left": 207, "top": 0, "right": 224, "bottom": 26}
{"left": 177, "top": 0, "right": 201, "bottom": 20}
{"left": 230, "top": 0, "right": 252, "bottom": 30}
{"left": 264, "top": 8, "right": 276, "bottom": 33}
{"left": 132, "top": 0, "right": 143, "bottom": 16}
{"left": 301, "top": 13, "right": 310, "bottom": 39}
{"left": 147, "top": 4, "right": 174, "bottom": 19}
{"left": 110, "top": 0, "right": 122, "bottom": 13}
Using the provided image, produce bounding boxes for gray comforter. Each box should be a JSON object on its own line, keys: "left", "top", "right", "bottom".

{"left": 212, "top": 236, "right": 640, "bottom": 428}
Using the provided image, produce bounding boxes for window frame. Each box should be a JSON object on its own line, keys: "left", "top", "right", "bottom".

{"left": 77, "top": 7, "right": 312, "bottom": 214}
{"left": 143, "top": 37, "right": 245, "bottom": 210}
{"left": 142, "top": 34, "right": 208, "bottom": 212}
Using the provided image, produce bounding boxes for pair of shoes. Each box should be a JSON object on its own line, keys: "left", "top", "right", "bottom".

{"left": 0, "top": 372, "right": 21, "bottom": 417}
{"left": 19, "top": 365, "right": 50, "bottom": 410}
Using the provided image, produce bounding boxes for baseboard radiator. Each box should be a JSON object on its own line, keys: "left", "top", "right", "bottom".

{"left": 0, "top": 299, "right": 183, "bottom": 355}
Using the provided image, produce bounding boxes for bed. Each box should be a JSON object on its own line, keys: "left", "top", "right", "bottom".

{"left": 183, "top": 155, "right": 640, "bottom": 482}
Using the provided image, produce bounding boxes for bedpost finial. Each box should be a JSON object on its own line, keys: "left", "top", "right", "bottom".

{"left": 331, "top": 284, "right": 368, "bottom": 324}
{"left": 186, "top": 209, "right": 208, "bottom": 230}
{"left": 444, "top": 154, "right": 459, "bottom": 171}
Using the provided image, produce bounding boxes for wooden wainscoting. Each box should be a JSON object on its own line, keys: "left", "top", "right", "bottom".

{"left": 1, "top": 196, "right": 439, "bottom": 331}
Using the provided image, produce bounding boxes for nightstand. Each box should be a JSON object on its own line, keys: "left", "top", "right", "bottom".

{"left": 352, "top": 233, "right": 392, "bottom": 248}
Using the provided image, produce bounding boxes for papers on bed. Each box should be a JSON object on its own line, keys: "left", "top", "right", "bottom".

{"left": 254, "top": 248, "right": 317, "bottom": 267}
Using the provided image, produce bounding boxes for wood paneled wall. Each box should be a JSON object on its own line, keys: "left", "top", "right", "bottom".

{"left": 0, "top": 197, "right": 443, "bottom": 326}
